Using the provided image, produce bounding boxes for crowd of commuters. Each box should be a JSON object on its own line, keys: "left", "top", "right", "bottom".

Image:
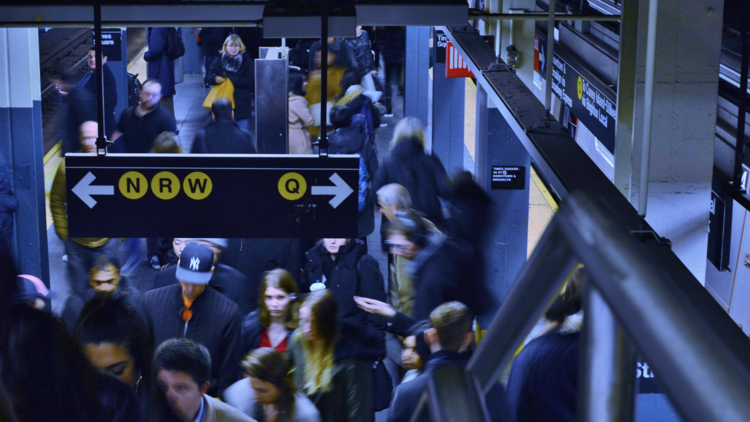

{"left": 3, "top": 27, "right": 590, "bottom": 422}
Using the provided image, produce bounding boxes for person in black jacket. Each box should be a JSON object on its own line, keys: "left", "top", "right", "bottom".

{"left": 78, "top": 47, "right": 118, "bottom": 139}
{"left": 205, "top": 34, "right": 254, "bottom": 131}
{"left": 344, "top": 26, "right": 377, "bottom": 79}
{"left": 328, "top": 105, "right": 379, "bottom": 241}
{"left": 374, "top": 26, "right": 406, "bottom": 114}
{"left": 144, "top": 27, "right": 176, "bottom": 115}
{"left": 140, "top": 244, "right": 242, "bottom": 397}
{"left": 301, "top": 238, "right": 386, "bottom": 362}
{"left": 372, "top": 117, "right": 451, "bottom": 237}
{"left": 505, "top": 266, "right": 587, "bottom": 422}
{"left": 222, "top": 237, "right": 301, "bottom": 298}
{"left": 151, "top": 238, "right": 254, "bottom": 315}
{"left": 387, "top": 302, "right": 511, "bottom": 422}
{"left": 191, "top": 98, "right": 256, "bottom": 154}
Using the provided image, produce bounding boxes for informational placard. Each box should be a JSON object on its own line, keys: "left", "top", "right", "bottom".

{"left": 708, "top": 176, "right": 732, "bottom": 271}
{"left": 435, "top": 29, "right": 447, "bottom": 64}
{"left": 91, "top": 28, "right": 122, "bottom": 61}
{"left": 65, "top": 154, "right": 359, "bottom": 238}
{"left": 533, "top": 32, "right": 616, "bottom": 154}
{"left": 491, "top": 166, "right": 526, "bottom": 190}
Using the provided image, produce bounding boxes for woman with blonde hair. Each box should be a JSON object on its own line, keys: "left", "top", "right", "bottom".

{"left": 288, "top": 290, "right": 371, "bottom": 422}
{"left": 205, "top": 34, "right": 254, "bottom": 131}
{"left": 223, "top": 348, "right": 321, "bottom": 422}
{"left": 372, "top": 116, "right": 451, "bottom": 227}
{"left": 241, "top": 269, "right": 300, "bottom": 356}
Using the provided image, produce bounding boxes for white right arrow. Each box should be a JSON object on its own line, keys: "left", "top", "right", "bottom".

{"left": 72, "top": 171, "right": 114, "bottom": 209}
{"left": 312, "top": 173, "right": 354, "bottom": 209}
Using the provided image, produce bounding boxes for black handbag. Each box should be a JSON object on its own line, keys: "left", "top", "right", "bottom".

{"left": 371, "top": 359, "right": 394, "bottom": 412}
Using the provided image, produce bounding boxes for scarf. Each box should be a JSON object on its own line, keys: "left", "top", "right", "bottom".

{"left": 222, "top": 52, "right": 243, "bottom": 73}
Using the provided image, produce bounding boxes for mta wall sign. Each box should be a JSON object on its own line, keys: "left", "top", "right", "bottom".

{"left": 65, "top": 154, "right": 359, "bottom": 238}
{"left": 533, "top": 32, "right": 617, "bottom": 154}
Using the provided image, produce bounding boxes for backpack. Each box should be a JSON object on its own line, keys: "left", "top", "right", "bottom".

{"left": 329, "top": 126, "right": 371, "bottom": 213}
{"left": 353, "top": 96, "right": 375, "bottom": 140}
{"left": 164, "top": 28, "right": 186, "bottom": 60}
{"left": 127, "top": 73, "right": 142, "bottom": 107}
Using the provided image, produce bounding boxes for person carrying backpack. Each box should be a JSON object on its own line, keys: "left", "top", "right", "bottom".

{"left": 332, "top": 68, "right": 381, "bottom": 138}
{"left": 327, "top": 106, "right": 379, "bottom": 244}
{"left": 144, "top": 27, "right": 183, "bottom": 116}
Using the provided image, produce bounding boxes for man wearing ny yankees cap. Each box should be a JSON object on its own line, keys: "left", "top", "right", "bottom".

{"left": 141, "top": 243, "right": 242, "bottom": 397}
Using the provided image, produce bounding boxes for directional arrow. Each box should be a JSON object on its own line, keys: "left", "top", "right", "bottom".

{"left": 312, "top": 173, "right": 354, "bottom": 209}
{"left": 72, "top": 171, "right": 114, "bottom": 209}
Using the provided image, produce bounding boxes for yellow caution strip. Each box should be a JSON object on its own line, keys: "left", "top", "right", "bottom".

{"left": 467, "top": 78, "right": 477, "bottom": 92}
{"left": 530, "top": 167, "right": 558, "bottom": 212}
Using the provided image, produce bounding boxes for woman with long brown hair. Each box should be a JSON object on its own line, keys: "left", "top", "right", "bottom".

{"left": 241, "top": 269, "right": 300, "bottom": 356}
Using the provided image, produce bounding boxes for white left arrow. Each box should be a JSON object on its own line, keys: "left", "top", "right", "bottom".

{"left": 312, "top": 173, "right": 354, "bottom": 209}
{"left": 72, "top": 171, "right": 114, "bottom": 209}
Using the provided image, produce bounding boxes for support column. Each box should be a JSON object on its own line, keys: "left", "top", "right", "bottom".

{"left": 0, "top": 28, "right": 50, "bottom": 283}
{"left": 431, "top": 29, "right": 465, "bottom": 173}
{"left": 405, "top": 26, "right": 430, "bottom": 124}
{"left": 628, "top": 0, "right": 724, "bottom": 283}
{"left": 475, "top": 84, "right": 530, "bottom": 326}
{"left": 613, "top": 0, "right": 639, "bottom": 198}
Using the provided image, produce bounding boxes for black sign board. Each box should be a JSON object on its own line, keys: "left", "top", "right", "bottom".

{"left": 65, "top": 154, "right": 359, "bottom": 238}
{"left": 535, "top": 32, "right": 616, "bottom": 154}
{"left": 708, "top": 176, "right": 732, "bottom": 271}
{"left": 435, "top": 29, "right": 447, "bottom": 64}
{"left": 491, "top": 166, "right": 526, "bottom": 190}
{"left": 91, "top": 28, "right": 122, "bottom": 62}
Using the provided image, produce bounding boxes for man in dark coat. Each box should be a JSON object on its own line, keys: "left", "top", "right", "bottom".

{"left": 144, "top": 27, "right": 176, "bottom": 115}
{"left": 78, "top": 47, "right": 117, "bottom": 139}
{"left": 111, "top": 79, "right": 177, "bottom": 153}
{"left": 387, "top": 302, "right": 511, "bottom": 422}
{"left": 151, "top": 238, "right": 254, "bottom": 315}
{"left": 140, "top": 244, "right": 242, "bottom": 397}
{"left": 61, "top": 71, "right": 97, "bottom": 154}
{"left": 190, "top": 98, "right": 256, "bottom": 154}
{"left": 375, "top": 26, "right": 406, "bottom": 114}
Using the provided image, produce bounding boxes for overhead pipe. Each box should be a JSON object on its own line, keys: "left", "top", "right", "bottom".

{"left": 637, "top": 0, "right": 660, "bottom": 218}
{"left": 544, "top": 0, "right": 556, "bottom": 113}
{"left": 469, "top": 10, "right": 621, "bottom": 21}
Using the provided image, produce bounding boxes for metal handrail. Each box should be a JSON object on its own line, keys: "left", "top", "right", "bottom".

{"left": 412, "top": 191, "right": 750, "bottom": 421}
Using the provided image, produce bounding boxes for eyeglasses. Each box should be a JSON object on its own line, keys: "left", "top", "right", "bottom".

{"left": 385, "top": 242, "right": 405, "bottom": 251}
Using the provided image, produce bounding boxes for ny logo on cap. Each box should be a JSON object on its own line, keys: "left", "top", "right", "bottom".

{"left": 190, "top": 257, "right": 201, "bottom": 271}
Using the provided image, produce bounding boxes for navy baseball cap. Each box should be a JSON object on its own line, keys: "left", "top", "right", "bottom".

{"left": 176, "top": 244, "right": 214, "bottom": 284}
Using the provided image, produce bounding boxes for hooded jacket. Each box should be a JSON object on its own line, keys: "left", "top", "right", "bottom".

{"left": 302, "top": 240, "right": 386, "bottom": 361}
{"left": 372, "top": 137, "right": 451, "bottom": 226}
{"left": 0, "top": 180, "right": 18, "bottom": 255}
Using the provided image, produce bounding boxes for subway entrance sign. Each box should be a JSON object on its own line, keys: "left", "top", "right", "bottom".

{"left": 65, "top": 154, "right": 359, "bottom": 238}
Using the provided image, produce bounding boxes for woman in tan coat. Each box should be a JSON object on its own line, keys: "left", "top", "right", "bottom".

{"left": 288, "top": 69, "right": 315, "bottom": 154}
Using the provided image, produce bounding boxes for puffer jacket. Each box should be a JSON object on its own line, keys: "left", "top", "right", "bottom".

{"left": 372, "top": 137, "right": 451, "bottom": 225}
{"left": 49, "top": 159, "right": 110, "bottom": 247}
{"left": 302, "top": 240, "right": 386, "bottom": 361}
{"left": 0, "top": 179, "right": 18, "bottom": 255}
{"left": 206, "top": 52, "right": 254, "bottom": 121}
{"left": 344, "top": 31, "right": 375, "bottom": 77}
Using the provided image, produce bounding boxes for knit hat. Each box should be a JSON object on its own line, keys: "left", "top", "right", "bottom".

{"left": 176, "top": 244, "right": 214, "bottom": 284}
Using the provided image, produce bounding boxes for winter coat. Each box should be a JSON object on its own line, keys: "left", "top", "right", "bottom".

{"left": 78, "top": 64, "right": 118, "bottom": 138}
{"left": 288, "top": 333, "right": 372, "bottom": 422}
{"left": 327, "top": 121, "right": 379, "bottom": 238}
{"left": 224, "top": 380, "right": 321, "bottom": 422}
{"left": 140, "top": 285, "right": 242, "bottom": 397}
{"left": 144, "top": 28, "right": 176, "bottom": 96}
{"left": 388, "top": 350, "right": 511, "bottom": 422}
{"left": 344, "top": 32, "right": 375, "bottom": 77}
{"left": 506, "top": 313, "right": 582, "bottom": 422}
{"left": 240, "top": 310, "right": 294, "bottom": 356}
{"left": 302, "top": 240, "right": 386, "bottom": 361}
{"left": 308, "top": 38, "right": 358, "bottom": 72}
{"left": 288, "top": 94, "right": 314, "bottom": 154}
{"left": 191, "top": 118, "right": 256, "bottom": 154}
{"left": 222, "top": 238, "right": 302, "bottom": 302}
{"left": 152, "top": 262, "right": 255, "bottom": 315}
{"left": 375, "top": 27, "right": 406, "bottom": 65}
{"left": 372, "top": 137, "right": 451, "bottom": 226}
{"left": 206, "top": 52, "right": 254, "bottom": 121}
{"left": 63, "top": 85, "right": 96, "bottom": 154}
{"left": 50, "top": 159, "right": 110, "bottom": 247}
{"left": 61, "top": 277, "right": 142, "bottom": 334}
{"left": 0, "top": 179, "right": 18, "bottom": 255}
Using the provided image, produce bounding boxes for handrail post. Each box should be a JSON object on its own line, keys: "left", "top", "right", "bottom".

{"left": 578, "top": 285, "right": 637, "bottom": 422}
